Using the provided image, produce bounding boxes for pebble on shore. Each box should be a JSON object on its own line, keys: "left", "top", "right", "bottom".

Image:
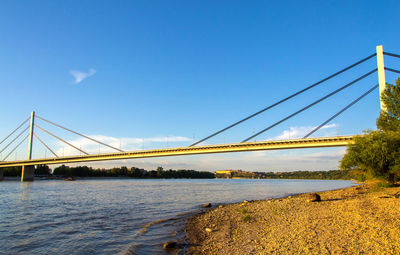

{"left": 307, "top": 193, "right": 321, "bottom": 202}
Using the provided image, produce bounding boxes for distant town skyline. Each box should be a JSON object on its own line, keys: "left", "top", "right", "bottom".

{"left": 1, "top": 1, "right": 400, "bottom": 171}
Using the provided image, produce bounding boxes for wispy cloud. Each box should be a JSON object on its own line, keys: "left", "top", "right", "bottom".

{"left": 70, "top": 68, "right": 96, "bottom": 84}
{"left": 273, "top": 123, "right": 338, "bottom": 140}
{"left": 54, "top": 135, "right": 192, "bottom": 156}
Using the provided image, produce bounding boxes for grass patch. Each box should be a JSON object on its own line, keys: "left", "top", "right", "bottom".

{"left": 369, "top": 185, "right": 382, "bottom": 193}
{"left": 236, "top": 208, "right": 249, "bottom": 214}
{"left": 369, "top": 182, "right": 395, "bottom": 193}
{"left": 377, "top": 182, "right": 394, "bottom": 188}
{"left": 242, "top": 214, "right": 251, "bottom": 222}
{"left": 271, "top": 206, "right": 282, "bottom": 215}
{"left": 239, "top": 208, "right": 248, "bottom": 214}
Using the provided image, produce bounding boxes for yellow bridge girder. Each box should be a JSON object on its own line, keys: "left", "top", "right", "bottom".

{"left": 0, "top": 136, "right": 354, "bottom": 168}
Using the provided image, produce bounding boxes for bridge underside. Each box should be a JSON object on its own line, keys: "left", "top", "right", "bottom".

{"left": 0, "top": 136, "right": 354, "bottom": 168}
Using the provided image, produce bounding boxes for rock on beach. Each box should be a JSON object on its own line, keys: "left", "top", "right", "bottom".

{"left": 307, "top": 193, "right": 321, "bottom": 202}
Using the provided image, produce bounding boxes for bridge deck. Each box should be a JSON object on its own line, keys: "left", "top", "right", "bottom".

{"left": 0, "top": 136, "right": 354, "bottom": 167}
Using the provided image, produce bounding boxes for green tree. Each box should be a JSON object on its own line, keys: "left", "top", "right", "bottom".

{"left": 341, "top": 78, "right": 400, "bottom": 184}
{"left": 53, "top": 165, "right": 70, "bottom": 176}
{"left": 148, "top": 170, "right": 157, "bottom": 178}
{"left": 120, "top": 166, "right": 128, "bottom": 176}
{"left": 35, "top": 164, "right": 51, "bottom": 175}
{"left": 156, "top": 166, "right": 164, "bottom": 178}
{"left": 131, "top": 167, "right": 145, "bottom": 177}
{"left": 377, "top": 78, "right": 400, "bottom": 131}
{"left": 2, "top": 166, "right": 22, "bottom": 176}
{"left": 340, "top": 130, "right": 400, "bottom": 183}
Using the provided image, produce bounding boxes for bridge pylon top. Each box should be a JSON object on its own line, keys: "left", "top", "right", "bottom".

{"left": 376, "top": 45, "right": 386, "bottom": 112}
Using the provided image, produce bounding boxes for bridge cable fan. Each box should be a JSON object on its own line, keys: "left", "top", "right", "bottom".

{"left": 33, "top": 133, "right": 59, "bottom": 158}
{"left": 2, "top": 134, "right": 29, "bottom": 161}
{"left": 0, "top": 117, "right": 30, "bottom": 146}
{"left": 241, "top": 68, "right": 377, "bottom": 142}
{"left": 34, "top": 124, "right": 89, "bottom": 155}
{"left": 0, "top": 125, "right": 30, "bottom": 155}
{"left": 190, "top": 53, "right": 376, "bottom": 146}
{"left": 35, "top": 115, "right": 124, "bottom": 152}
{"left": 303, "top": 84, "right": 379, "bottom": 138}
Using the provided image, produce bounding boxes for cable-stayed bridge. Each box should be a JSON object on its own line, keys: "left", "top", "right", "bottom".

{"left": 1, "top": 45, "right": 399, "bottom": 181}
{"left": 0, "top": 136, "right": 355, "bottom": 167}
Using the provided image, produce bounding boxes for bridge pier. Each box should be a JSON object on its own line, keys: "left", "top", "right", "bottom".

{"left": 0, "top": 168, "right": 3, "bottom": 181}
{"left": 21, "top": 165, "right": 35, "bottom": 182}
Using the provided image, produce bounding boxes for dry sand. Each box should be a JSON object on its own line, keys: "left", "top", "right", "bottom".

{"left": 185, "top": 183, "right": 400, "bottom": 254}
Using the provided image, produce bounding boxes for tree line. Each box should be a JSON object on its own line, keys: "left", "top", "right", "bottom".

{"left": 1, "top": 165, "right": 215, "bottom": 179}
{"left": 215, "top": 169, "right": 363, "bottom": 180}
{"left": 257, "top": 169, "right": 364, "bottom": 180}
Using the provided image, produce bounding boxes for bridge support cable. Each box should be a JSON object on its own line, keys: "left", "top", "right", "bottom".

{"left": 0, "top": 117, "right": 30, "bottom": 146}
{"left": 33, "top": 134, "right": 59, "bottom": 158}
{"left": 0, "top": 126, "right": 30, "bottom": 155}
{"left": 385, "top": 67, "right": 400, "bottom": 75}
{"left": 35, "top": 115, "right": 124, "bottom": 152}
{"left": 2, "top": 134, "right": 29, "bottom": 161}
{"left": 303, "top": 84, "right": 379, "bottom": 138}
{"left": 383, "top": 52, "right": 400, "bottom": 59}
{"left": 190, "top": 53, "right": 376, "bottom": 147}
{"left": 241, "top": 68, "right": 378, "bottom": 143}
{"left": 34, "top": 124, "right": 89, "bottom": 155}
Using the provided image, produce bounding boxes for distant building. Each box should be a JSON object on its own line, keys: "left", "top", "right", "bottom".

{"left": 215, "top": 170, "right": 255, "bottom": 178}
{"left": 215, "top": 170, "right": 233, "bottom": 174}
{"left": 215, "top": 170, "right": 235, "bottom": 178}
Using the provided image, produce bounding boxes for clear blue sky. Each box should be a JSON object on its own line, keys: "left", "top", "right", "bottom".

{"left": 1, "top": 1, "right": 399, "bottom": 171}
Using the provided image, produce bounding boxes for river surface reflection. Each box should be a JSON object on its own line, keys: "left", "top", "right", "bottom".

{"left": 0, "top": 178, "right": 354, "bottom": 254}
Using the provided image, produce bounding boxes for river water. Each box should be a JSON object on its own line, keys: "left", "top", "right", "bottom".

{"left": 0, "top": 178, "right": 354, "bottom": 254}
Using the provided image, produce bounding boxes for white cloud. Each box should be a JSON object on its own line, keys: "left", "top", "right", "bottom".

{"left": 70, "top": 68, "right": 96, "bottom": 84}
{"left": 54, "top": 134, "right": 192, "bottom": 156}
{"left": 273, "top": 123, "right": 338, "bottom": 140}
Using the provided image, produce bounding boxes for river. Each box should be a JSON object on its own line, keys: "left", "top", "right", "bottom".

{"left": 0, "top": 178, "right": 354, "bottom": 254}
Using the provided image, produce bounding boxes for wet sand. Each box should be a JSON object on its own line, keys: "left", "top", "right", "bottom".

{"left": 185, "top": 183, "right": 400, "bottom": 254}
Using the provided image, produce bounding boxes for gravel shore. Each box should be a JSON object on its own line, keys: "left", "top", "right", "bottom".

{"left": 185, "top": 183, "right": 400, "bottom": 254}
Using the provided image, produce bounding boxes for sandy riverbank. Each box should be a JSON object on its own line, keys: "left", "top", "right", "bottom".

{"left": 185, "top": 182, "right": 400, "bottom": 254}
